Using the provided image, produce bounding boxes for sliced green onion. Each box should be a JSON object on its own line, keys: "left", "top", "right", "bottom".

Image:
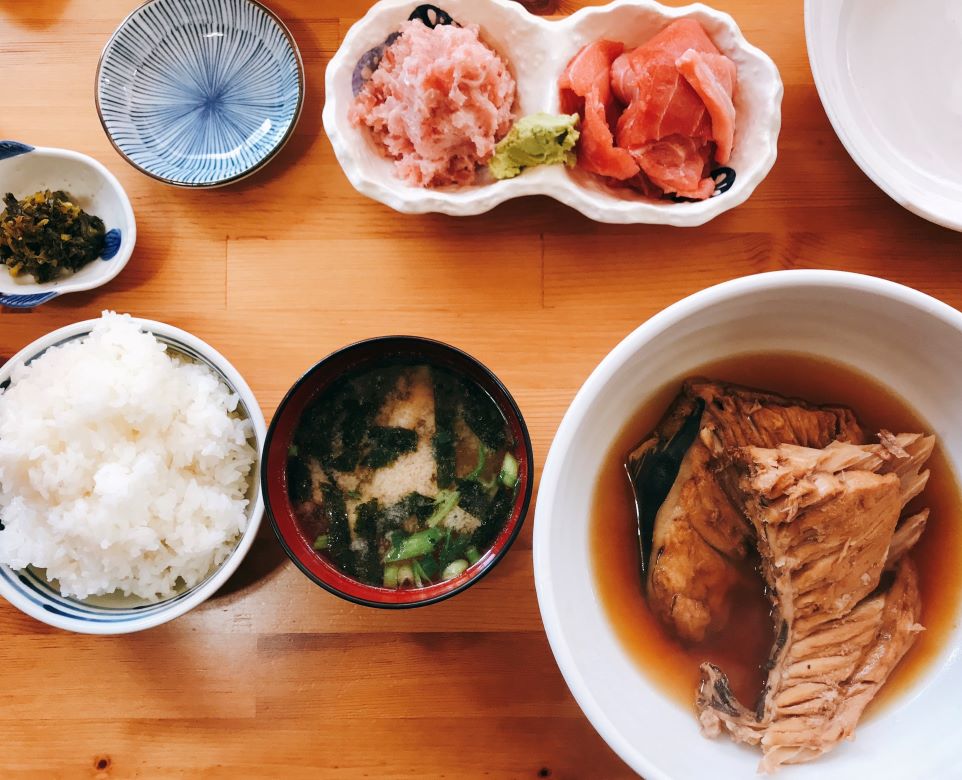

{"left": 465, "top": 545, "right": 481, "bottom": 565}
{"left": 426, "top": 489, "right": 460, "bottom": 528}
{"left": 397, "top": 563, "right": 415, "bottom": 587}
{"left": 411, "top": 559, "right": 425, "bottom": 588}
{"left": 383, "top": 563, "right": 400, "bottom": 588}
{"left": 499, "top": 452, "right": 519, "bottom": 488}
{"left": 441, "top": 559, "right": 469, "bottom": 581}
{"left": 417, "top": 555, "right": 439, "bottom": 580}
{"left": 312, "top": 534, "right": 329, "bottom": 551}
{"left": 383, "top": 527, "right": 443, "bottom": 563}
{"left": 384, "top": 531, "right": 404, "bottom": 560}
{"left": 288, "top": 444, "right": 299, "bottom": 457}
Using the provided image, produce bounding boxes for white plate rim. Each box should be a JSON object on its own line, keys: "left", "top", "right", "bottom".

{"left": 804, "top": 0, "right": 962, "bottom": 233}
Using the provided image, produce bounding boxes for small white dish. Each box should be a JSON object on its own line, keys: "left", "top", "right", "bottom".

{"left": 806, "top": 0, "right": 962, "bottom": 232}
{"left": 0, "top": 141, "right": 136, "bottom": 308}
{"left": 534, "top": 270, "right": 962, "bottom": 778}
{"left": 323, "top": 0, "right": 782, "bottom": 226}
{"left": 0, "top": 318, "right": 266, "bottom": 635}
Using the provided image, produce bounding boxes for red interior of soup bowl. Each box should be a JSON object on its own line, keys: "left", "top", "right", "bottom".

{"left": 262, "top": 336, "right": 534, "bottom": 608}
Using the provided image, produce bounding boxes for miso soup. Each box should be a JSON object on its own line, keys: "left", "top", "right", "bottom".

{"left": 287, "top": 363, "right": 519, "bottom": 588}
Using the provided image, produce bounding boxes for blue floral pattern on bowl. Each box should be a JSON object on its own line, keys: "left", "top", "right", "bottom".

{"left": 0, "top": 292, "right": 59, "bottom": 308}
{"left": 96, "top": 0, "right": 304, "bottom": 187}
{"left": 0, "top": 141, "right": 34, "bottom": 161}
{"left": 100, "top": 229, "right": 122, "bottom": 261}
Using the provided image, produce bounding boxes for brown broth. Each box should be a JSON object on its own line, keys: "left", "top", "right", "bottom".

{"left": 590, "top": 352, "right": 962, "bottom": 714}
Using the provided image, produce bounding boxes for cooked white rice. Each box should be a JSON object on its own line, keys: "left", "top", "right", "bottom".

{"left": 0, "top": 312, "right": 256, "bottom": 601}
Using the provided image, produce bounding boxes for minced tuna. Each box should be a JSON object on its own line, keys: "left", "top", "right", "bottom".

{"left": 350, "top": 20, "right": 517, "bottom": 187}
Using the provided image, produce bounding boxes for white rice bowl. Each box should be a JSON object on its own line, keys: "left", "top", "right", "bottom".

{"left": 0, "top": 312, "right": 257, "bottom": 602}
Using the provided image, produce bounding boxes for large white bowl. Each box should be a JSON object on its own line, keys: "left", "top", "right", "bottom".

{"left": 534, "top": 270, "right": 962, "bottom": 778}
{"left": 805, "top": 0, "right": 962, "bottom": 232}
{"left": 324, "top": 0, "right": 782, "bottom": 226}
{"left": 0, "top": 318, "right": 266, "bottom": 635}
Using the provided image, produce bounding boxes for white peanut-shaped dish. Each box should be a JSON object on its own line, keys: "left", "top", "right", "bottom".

{"left": 323, "top": 0, "right": 782, "bottom": 226}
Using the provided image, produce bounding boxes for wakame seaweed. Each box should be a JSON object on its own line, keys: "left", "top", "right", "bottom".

{"left": 286, "top": 456, "right": 312, "bottom": 504}
{"left": 293, "top": 399, "right": 336, "bottom": 461}
{"left": 353, "top": 499, "right": 383, "bottom": 585}
{"left": 472, "top": 485, "right": 515, "bottom": 550}
{"left": 456, "top": 478, "right": 490, "bottom": 518}
{"left": 363, "top": 426, "right": 417, "bottom": 468}
{"left": 461, "top": 379, "right": 507, "bottom": 451}
{"left": 432, "top": 369, "right": 460, "bottom": 488}
{"left": 378, "top": 492, "right": 436, "bottom": 534}
{"left": 296, "top": 387, "right": 372, "bottom": 470}
{"left": 322, "top": 485, "right": 356, "bottom": 577}
{"left": 297, "top": 368, "right": 414, "bottom": 472}
{"left": 0, "top": 190, "right": 105, "bottom": 282}
{"left": 338, "top": 399, "right": 373, "bottom": 471}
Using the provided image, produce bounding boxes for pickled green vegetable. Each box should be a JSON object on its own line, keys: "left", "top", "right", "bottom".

{"left": 0, "top": 190, "right": 105, "bottom": 282}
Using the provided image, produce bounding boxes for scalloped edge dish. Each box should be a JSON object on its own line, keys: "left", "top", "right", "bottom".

{"left": 323, "top": 0, "right": 783, "bottom": 225}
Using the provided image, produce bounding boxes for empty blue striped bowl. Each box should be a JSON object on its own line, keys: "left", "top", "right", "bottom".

{"left": 96, "top": 0, "right": 304, "bottom": 187}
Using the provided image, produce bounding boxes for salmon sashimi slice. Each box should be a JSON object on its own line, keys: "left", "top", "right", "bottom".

{"left": 559, "top": 40, "right": 640, "bottom": 181}
{"left": 615, "top": 62, "right": 712, "bottom": 143}
{"left": 558, "top": 19, "right": 738, "bottom": 200}
{"left": 613, "top": 19, "right": 728, "bottom": 197}
{"left": 559, "top": 39, "right": 624, "bottom": 114}
{"left": 611, "top": 20, "right": 715, "bottom": 104}
{"left": 612, "top": 18, "right": 717, "bottom": 138}
{"left": 581, "top": 91, "right": 643, "bottom": 180}
{"left": 676, "top": 49, "right": 737, "bottom": 164}
{"left": 635, "top": 135, "right": 715, "bottom": 200}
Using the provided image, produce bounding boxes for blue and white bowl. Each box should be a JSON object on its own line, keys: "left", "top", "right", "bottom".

{"left": 0, "top": 318, "right": 267, "bottom": 634}
{"left": 0, "top": 141, "right": 136, "bottom": 308}
{"left": 96, "top": 0, "right": 304, "bottom": 188}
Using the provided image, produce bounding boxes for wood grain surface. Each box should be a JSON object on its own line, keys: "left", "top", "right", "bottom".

{"left": 1, "top": 1, "right": 960, "bottom": 778}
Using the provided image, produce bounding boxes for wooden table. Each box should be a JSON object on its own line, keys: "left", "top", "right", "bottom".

{"left": 1, "top": 1, "right": 959, "bottom": 777}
